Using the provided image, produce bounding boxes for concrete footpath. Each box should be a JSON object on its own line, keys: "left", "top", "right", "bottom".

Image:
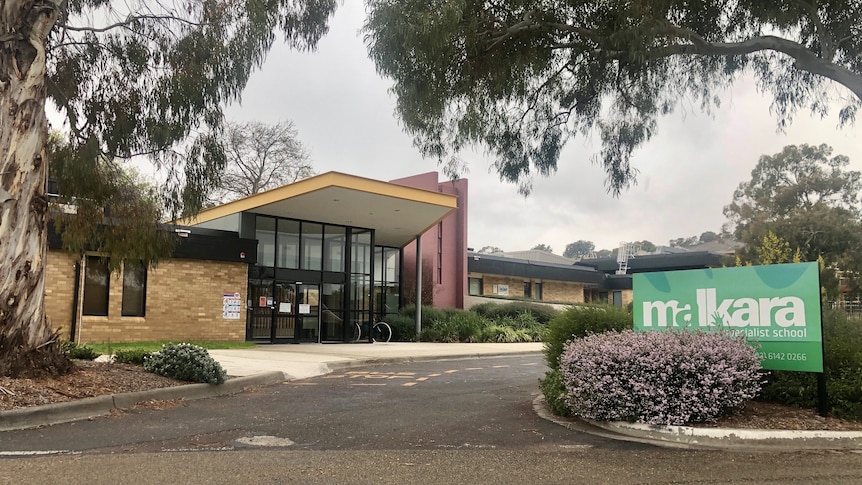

{"left": 3, "top": 342, "right": 862, "bottom": 451}
{"left": 207, "top": 342, "right": 543, "bottom": 379}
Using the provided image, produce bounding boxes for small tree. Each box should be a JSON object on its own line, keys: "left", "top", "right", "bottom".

{"left": 756, "top": 231, "right": 793, "bottom": 265}
{"left": 563, "top": 240, "right": 594, "bottom": 259}
{"left": 531, "top": 243, "right": 553, "bottom": 253}
{"left": 209, "top": 120, "right": 313, "bottom": 204}
{"left": 401, "top": 259, "right": 434, "bottom": 307}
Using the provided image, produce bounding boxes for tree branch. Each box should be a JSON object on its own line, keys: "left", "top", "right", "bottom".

{"left": 680, "top": 34, "right": 862, "bottom": 101}
{"left": 62, "top": 14, "right": 205, "bottom": 34}
{"left": 793, "top": 0, "right": 835, "bottom": 60}
{"left": 497, "top": 16, "right": 862, "bottom": 101}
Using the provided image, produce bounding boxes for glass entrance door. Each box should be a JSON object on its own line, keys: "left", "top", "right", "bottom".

{"left": 248, "top": 280, "right": 308, "bottom": 343}
{"left": 295, "top": 284, "right": 320, "bottom": 342}
{"left": 273, "top": 283, "right": 296, "bottom": 341}
{"left": 248, "top": 279, "right": 274, "bottom": 341}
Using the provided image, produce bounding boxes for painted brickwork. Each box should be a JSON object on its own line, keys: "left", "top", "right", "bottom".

{"left": 46, "top": 251, "right": 248, "bottom": 343}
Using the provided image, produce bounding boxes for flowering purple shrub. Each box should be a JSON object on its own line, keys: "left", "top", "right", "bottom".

{"left": 559, "top": 330, "right": 763, "bottom": 425}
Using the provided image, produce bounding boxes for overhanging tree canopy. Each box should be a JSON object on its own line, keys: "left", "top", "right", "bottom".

{"left": 364, "top": 0, "right": 862, "bottom": 195}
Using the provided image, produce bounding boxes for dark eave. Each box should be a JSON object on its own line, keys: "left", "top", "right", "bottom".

{"left": 48, "top": 221, "right": 256, "bottom": 264}
{"left": 579, "top": 251, "right": 725, "bottom": 274}
{"left": 468, "top": 252, "right": 606, "bottom": 286}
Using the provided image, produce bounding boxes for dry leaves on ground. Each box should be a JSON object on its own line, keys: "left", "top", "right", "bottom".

{"left": 0, "top": 360, "right": 187, "bottom": 411}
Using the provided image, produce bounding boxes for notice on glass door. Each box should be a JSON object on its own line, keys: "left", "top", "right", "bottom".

{"left": 299, "top": 304, "right": 311, "bottom": 314}
{"left": 279, "top": 302, "right": 291, "bottom": 313}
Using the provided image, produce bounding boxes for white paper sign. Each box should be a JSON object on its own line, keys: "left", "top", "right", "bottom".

{"left": 279, "top": 302, "right": 291, "bottom": 313}
{"left": 222, "top": 292, "right": 241, "bottom": 320}
{"left": 299, "top": 304, "right": 311, "bottom": 314}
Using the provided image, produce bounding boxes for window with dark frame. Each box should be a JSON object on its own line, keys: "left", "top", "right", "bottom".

{"left": 83, "top": 256, "right": 110, "bottom": 316}
{"left": 468, "top": 277, "right": 483, "bottom": 296}
{"left": 436, "top": 222, "right": 443, "bottom": 284}
{"left": 523, "top": 281, "right": 531, "bottom": 298}
{"left": 121, "top": 262, "right": 147, "bottom": 317}
{"left": 534, "top": 282, "right": 543, "bottom": 301}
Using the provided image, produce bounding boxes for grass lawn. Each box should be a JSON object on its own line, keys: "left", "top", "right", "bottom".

{"left": 86, "top": 340, "right": 257, "bottom": 354}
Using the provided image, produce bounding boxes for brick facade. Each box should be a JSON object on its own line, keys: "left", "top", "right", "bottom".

{"left": 477, "top": 275, "right": 586, "bottom": 304}
{"left": 45, "top": 251, "right": 79, "bottom": 336}
{"left": 46, "top": 251, "right": 248, "bottom": 343}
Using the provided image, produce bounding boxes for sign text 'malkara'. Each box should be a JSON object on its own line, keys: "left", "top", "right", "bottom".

{"left": 642, "top": 288, "right": 804, "bottom": 328}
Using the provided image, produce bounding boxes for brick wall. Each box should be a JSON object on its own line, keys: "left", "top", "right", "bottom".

{"left": 45, "top": 252, "right": 79, "bottom": 338}
{"left": 541, "top": 281, "right": 586, "bottom": 304}
{"left": 477, "top": 275, "right": 585, "bottom": 304}
{"left": 46, "top": 251, "right": 248, "bottom": 343}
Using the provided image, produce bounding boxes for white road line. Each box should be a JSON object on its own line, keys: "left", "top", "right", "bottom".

{"left": 0, "top": 450, "right": 78, "bottom": 456}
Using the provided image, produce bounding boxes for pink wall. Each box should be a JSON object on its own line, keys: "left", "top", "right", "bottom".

{"left": 390, "top": 172, "right": 468, "bottom": 309}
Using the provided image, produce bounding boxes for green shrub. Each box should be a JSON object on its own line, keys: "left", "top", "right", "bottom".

{"left": 472, "top": 301, "right": 559, "bottom": 324}
{"left": 419, "top": 319, "right": 461, "bottom": 342}
{"left": 539, "top": 369, "right": 572, "bottom": 416}
{"left": 61, "top": 341, "right": 100, "bottom": 360}
{"left": 385, "top": 313, "right": 417, "bottom": 341}
{"left": 143, "top": 343, "right": 227, "bottom": 384}
{"left": 480, "top": 325, "right": 532, "bottom": 343}
{"left": 543, "top": 304, "right": 632, "bottom": 369}
{"left": 761, "top": 309, "right": 862, "bottom": 420}
{"left": 498, "top": 312, "right": 546, "bottom": 341}
{"left": 468, "top": 302, "right": 498, "bottom": 318}
{"left": 400, "top": 304, "right": 453, "bottom": 329}
{"left": 114, "top": 348, "right": 151, "bottom": 365}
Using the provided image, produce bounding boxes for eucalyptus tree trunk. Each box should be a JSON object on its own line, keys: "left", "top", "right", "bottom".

{"left": 0, "top": 1, "right": 70, "bottom": 377}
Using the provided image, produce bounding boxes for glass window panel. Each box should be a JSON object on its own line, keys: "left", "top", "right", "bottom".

{"left": 385, "top": 248, "right": 399, "bottom": 283}
{"left": 350, "top": 274, "right": 370, "bottom": 311}
{"left": 256, "top": 216, "right": 276, "bottom": 267}
{"left": 468, "top": 278, "right": 482, "bottom": 296}
{"left": 373, "top": 247, "right": 383, "bottom": 283}
{"left": 321, "top": 283, "right": 344, "bottom": 312}
{"left": 302, "top": 222, "right": 323, "bottom": 271}
{"left": 351, "top": 230, "right": 372, "bottom": 275}
{"left": 323, "top": 226, "right": 345, "bottom": 272}
{"left": 277, "top": 219, "right": 300, "bottom": 269}
{"left": 384, "top": 284, "right": 399, "bottom": 315}
{"left": 121, "top": 263, "right": 146, "bottom": 317}
{"left": 83, "top": 256, "right": 109, "bottom": 316}
{"left": 194, "top": 213, "right": 239, "bottom": 232}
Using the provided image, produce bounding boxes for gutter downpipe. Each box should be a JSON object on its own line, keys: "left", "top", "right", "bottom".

{"left": 70, "top": 259, "right": 82, "bottom": 343}
{"left": 415, "top": 235, "right": 422, "bottom": 337}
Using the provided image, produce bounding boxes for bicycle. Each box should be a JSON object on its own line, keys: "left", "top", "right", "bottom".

{"left": 352, "top": 320, "right": 393, "bottom": 342}
{"left": 371, "top": 321, "right": 392, "bottom": 343}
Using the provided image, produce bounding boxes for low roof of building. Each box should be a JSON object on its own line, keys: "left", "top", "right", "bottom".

{"left": 177, "top": 172, "right": 459, "bottom": 247}
{"left": 468, "top": 252, "right": 606, "bottom": 286}
{"left": 496, "top": 249, "right": 577, "bottom": 265}
{"left": 579, "top": 251, "right": 726, "bottom": 274}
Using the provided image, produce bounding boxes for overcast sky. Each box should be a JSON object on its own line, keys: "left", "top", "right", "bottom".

{"left": 224, "top": 3, "right": 862, "bottom": 254}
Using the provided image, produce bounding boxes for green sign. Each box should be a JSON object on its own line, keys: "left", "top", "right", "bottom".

{"left": 633, "top": 262, "right": 823, "bottom": 372}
